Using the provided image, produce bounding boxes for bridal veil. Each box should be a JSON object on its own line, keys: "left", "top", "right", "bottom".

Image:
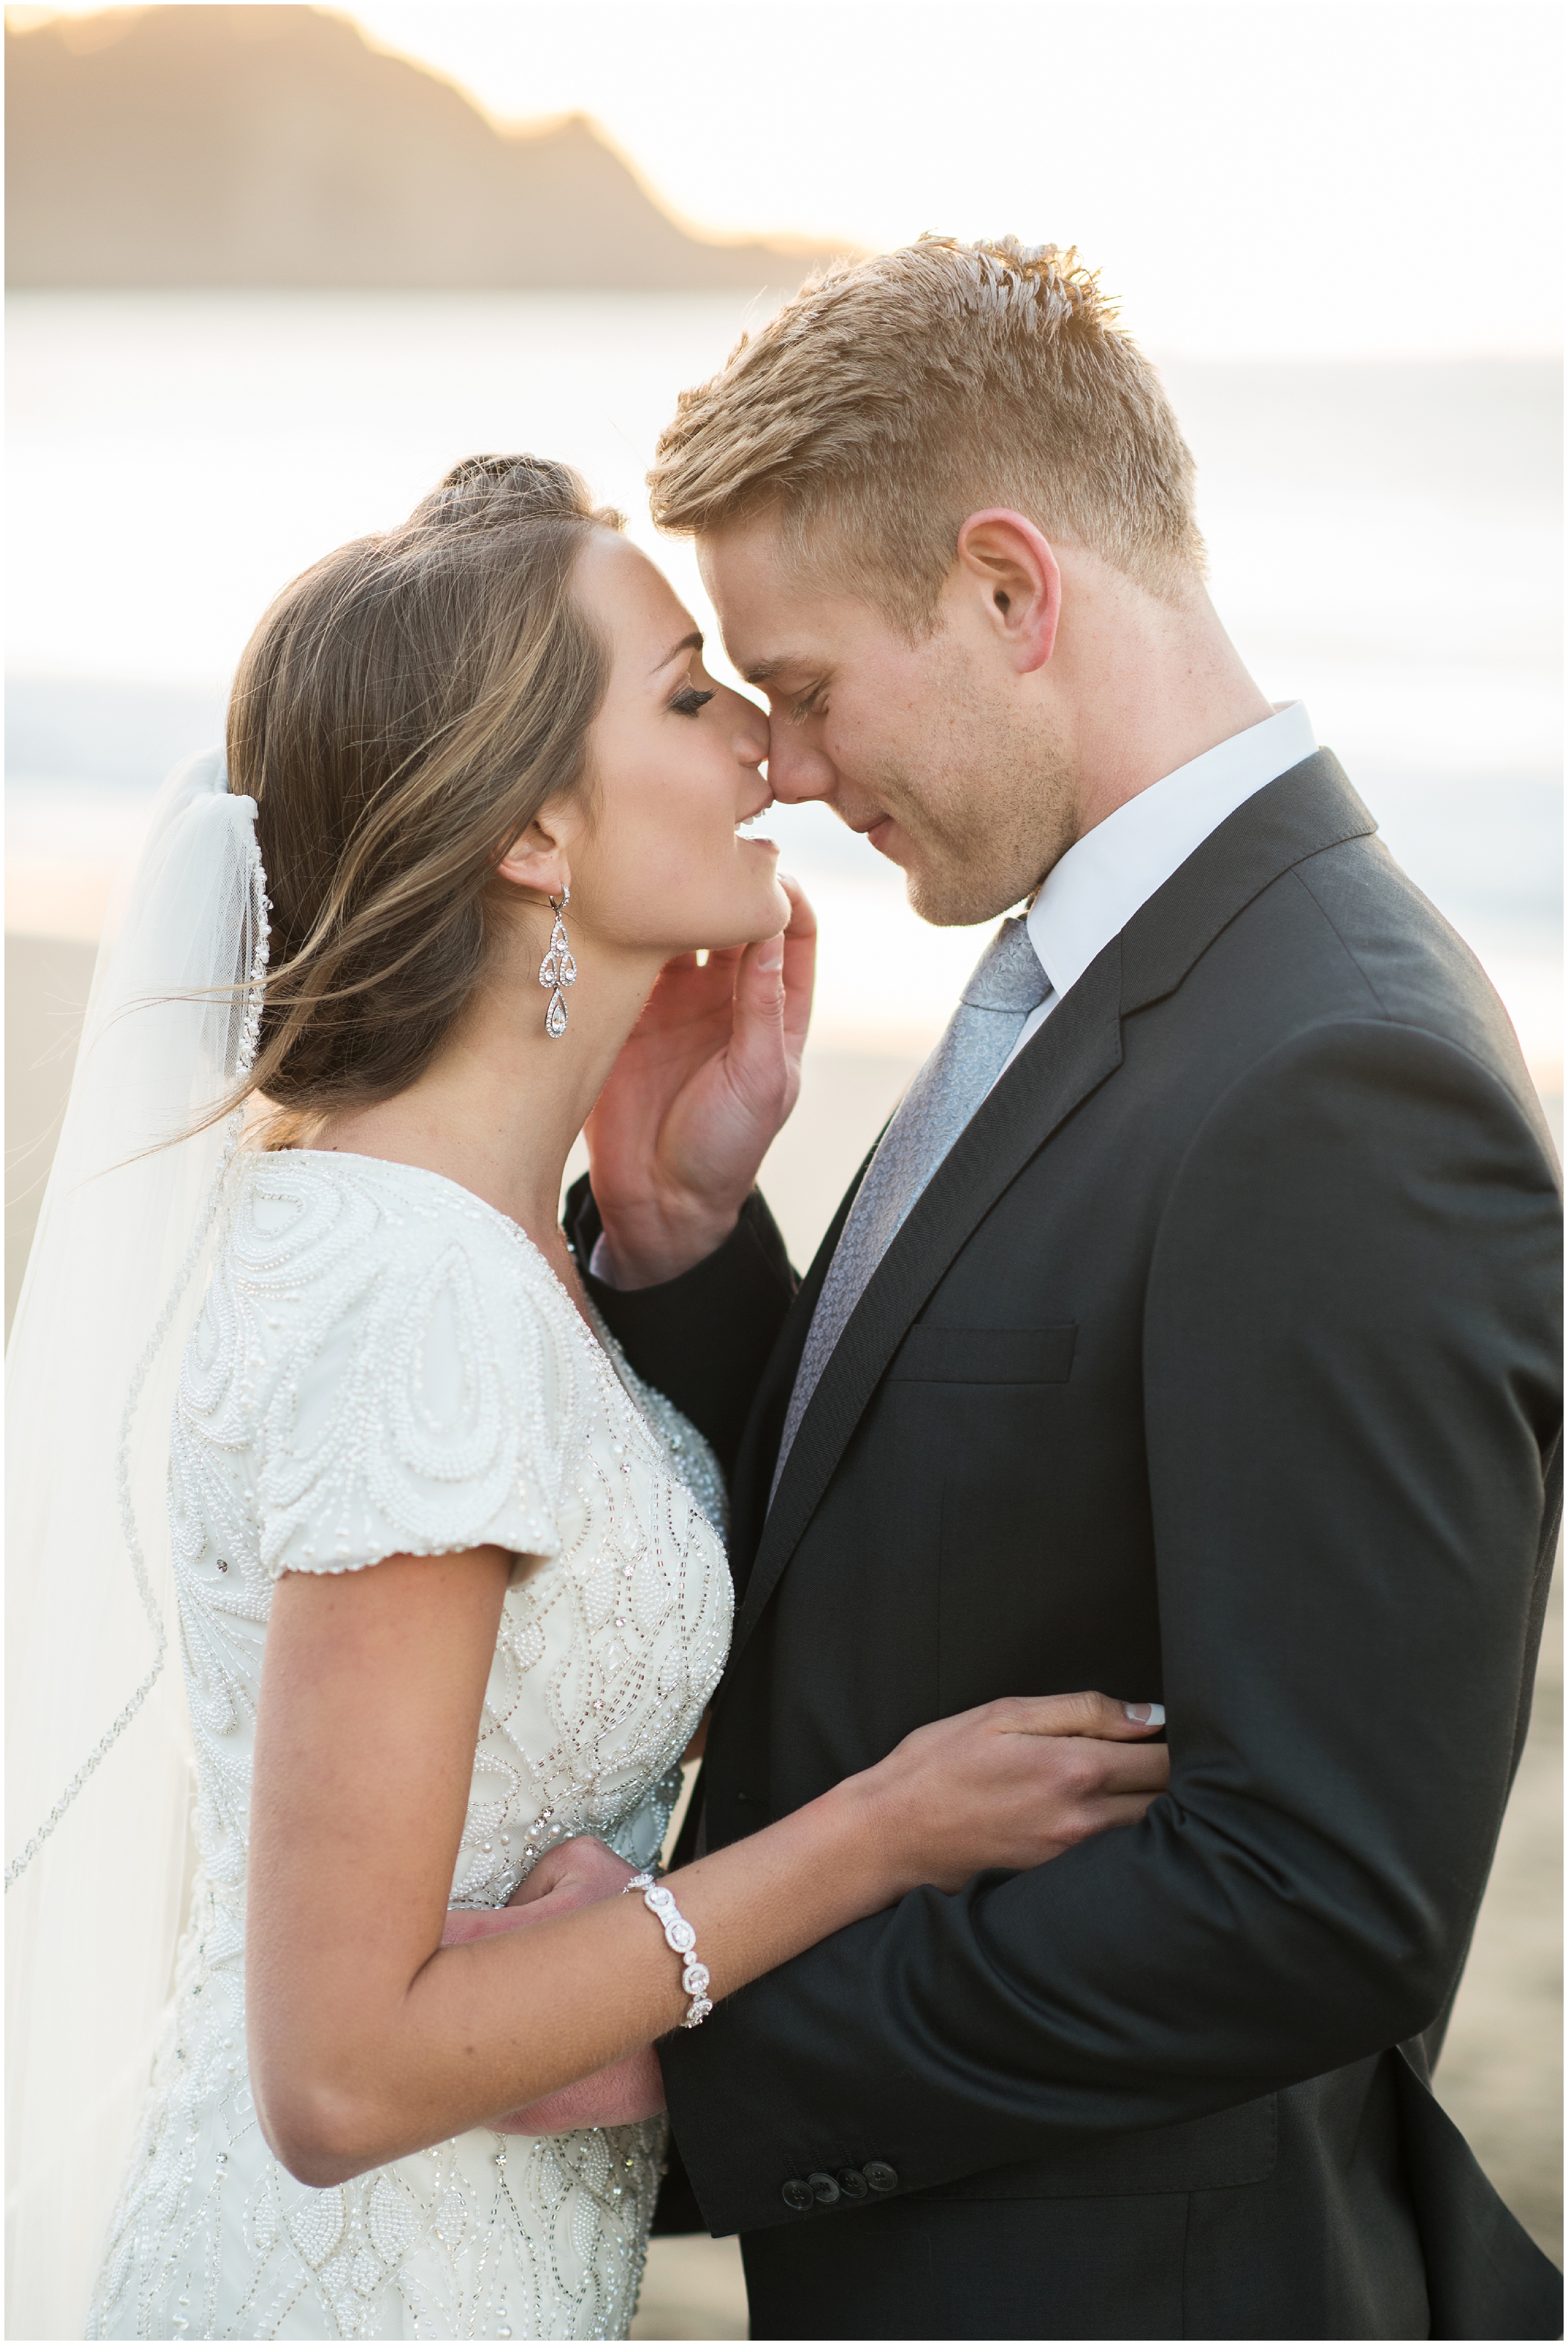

{"left": 6, "top": 753, "right": 268, "bottom": 2337}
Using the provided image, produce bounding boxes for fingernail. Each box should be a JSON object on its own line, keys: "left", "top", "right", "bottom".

{"left": 1123, "top": 1701, "right": 1165, "bottom": 1726}
{"left": 756, "top": 940, "right": 783, "bottom": 971}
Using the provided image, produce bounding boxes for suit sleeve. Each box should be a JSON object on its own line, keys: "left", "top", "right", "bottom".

{"left": 658, "top": 1019, "right": 1562, "bottom": 2233}
{"left": 563, "top": 1175, "right": 797, "bottom": 1482}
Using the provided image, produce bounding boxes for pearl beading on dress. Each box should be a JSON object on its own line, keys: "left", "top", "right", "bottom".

{"left": 87, "top": 1149, "right": 732, "bottom": 2342}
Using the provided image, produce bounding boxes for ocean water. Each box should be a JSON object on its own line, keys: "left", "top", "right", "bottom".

{"left": 6, "top": 294, "right": 1560, "bottom": 1077}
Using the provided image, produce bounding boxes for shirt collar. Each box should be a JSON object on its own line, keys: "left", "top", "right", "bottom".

{"left": 1026, "top": 702, "right": 1318, "bottom": 1002}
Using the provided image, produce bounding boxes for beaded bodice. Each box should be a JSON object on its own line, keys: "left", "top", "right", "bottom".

{"left": 88, "top": 1150, "right": 732, "bottom": 2342}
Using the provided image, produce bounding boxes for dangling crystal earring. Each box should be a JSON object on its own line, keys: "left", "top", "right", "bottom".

{"left": 539, "top": 887, "right": 576, "bottom": 1039}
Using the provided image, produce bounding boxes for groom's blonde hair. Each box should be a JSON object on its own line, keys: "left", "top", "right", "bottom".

{"left": 649, "top": 236, "right": 1205, "bottom": 634}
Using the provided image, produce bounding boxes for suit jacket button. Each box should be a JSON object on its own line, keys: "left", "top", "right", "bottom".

{"left": 781, "top": 2178, "right": 814, "bottom": 2212}
{"left": 863, "top": 2161, "right": 899, "bottom": 2193}
{"left": 837, "top": 2167, "right": 869, "bottom": 2200}
{"left": 806, "top": 2171, "right": 840, "bottom": 2206}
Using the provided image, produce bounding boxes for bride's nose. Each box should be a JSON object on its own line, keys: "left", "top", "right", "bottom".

{"left": 730, "top": 693, "right": 769, "bottom": 768}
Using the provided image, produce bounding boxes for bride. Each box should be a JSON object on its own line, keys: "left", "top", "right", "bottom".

{"left": 6, "top": 455, "right": 1168, "bottom": 2341}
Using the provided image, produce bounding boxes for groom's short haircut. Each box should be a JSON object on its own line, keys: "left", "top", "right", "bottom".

{"left": 649, "top": 236, "right": 1205, "bottom": 635}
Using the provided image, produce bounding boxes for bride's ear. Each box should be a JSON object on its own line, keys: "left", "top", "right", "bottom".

{"left": 494, "top": 811, "right": 571, "bottom": 901}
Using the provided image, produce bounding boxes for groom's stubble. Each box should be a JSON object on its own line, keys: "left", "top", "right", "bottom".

{"left": 866, "top": 620, "right": 1081, "bottom": 928}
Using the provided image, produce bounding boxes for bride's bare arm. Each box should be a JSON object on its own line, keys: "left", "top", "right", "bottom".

{"left": 246, "top": 1547, "right": 1167, "bottom": 2188}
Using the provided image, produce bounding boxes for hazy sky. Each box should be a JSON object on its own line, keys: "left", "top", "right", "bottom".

{"left": 13, "top": 1, "right": 1562, "bottom": 358}
{"left": 345, "top": 0, "right": 1559, "bottom": 360}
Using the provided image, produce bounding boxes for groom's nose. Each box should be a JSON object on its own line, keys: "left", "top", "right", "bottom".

{"left": 765, "top": 725, "right": 839, "bottom": 806}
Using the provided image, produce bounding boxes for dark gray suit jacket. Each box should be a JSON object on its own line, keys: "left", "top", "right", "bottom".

{"left": 571, "top": 753, "right": 1562, "bottom": 2340}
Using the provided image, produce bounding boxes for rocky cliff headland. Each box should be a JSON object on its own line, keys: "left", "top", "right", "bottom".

{"left": 8, "top": 5, "right": 847, "bottom": 290}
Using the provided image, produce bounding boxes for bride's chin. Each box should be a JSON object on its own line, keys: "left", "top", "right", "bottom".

{"left": 729, "top": 863, "right": 790, "bottom": 932}
{"left": 759, "top": 878, "right": 792, "bottom": 932}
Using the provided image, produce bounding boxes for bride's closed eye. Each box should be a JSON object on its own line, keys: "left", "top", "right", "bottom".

{"left": 670, "top": 684, "right": 715, "bottom": 718}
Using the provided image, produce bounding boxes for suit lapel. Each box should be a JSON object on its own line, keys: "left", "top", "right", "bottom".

{"left": 728, "top": 952, "right": 1124, "bottom": 1659}
{"left": 1120, "top": 748, "right": 1374, "bottom": 1013}
{"left": 726, "top": 748, "right": 1378, "bottom": 1666}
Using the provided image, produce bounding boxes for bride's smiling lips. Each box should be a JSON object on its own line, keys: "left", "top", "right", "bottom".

{"left": 736, "top": 785, "right": 779, "bottom": 849}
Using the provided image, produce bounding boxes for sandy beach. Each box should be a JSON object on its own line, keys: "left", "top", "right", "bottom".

{"left": 6, "top": 924, "right": 1560, "bottom": 2337}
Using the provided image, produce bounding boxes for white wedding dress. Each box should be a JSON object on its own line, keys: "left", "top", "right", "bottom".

{"left": 86, "top": 1148, "right": 733, "bottom": 2343}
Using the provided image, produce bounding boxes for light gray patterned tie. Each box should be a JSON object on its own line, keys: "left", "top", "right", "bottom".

{"left": 771, "top": 915, "right": 1052, "bottom": 1497}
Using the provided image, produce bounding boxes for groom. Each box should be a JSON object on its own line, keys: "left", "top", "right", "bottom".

{"left": 567, "top": 239, "right": 1563, "bottom": 2339}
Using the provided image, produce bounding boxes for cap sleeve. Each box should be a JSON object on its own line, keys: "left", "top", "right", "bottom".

{"left": 257, "top": 1211, "right": 566, "bottom": 1582}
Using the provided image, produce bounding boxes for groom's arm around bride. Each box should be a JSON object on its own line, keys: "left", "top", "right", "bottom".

{"left": 572, "top": 239, "right": 1562, "bottom": 2342}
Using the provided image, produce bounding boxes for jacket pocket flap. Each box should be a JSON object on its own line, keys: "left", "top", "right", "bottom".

{"left": 889, "top": 1323, "right": 1077, "bottom": 1384}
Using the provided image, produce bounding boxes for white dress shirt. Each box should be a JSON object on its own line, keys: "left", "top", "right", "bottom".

{"left": 997, "top": 701, "right": 1318, "bottom": 1079}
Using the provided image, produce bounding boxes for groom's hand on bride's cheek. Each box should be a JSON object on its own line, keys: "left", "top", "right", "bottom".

{"left": 583, "top": 876, "right": 817, "bottom": 1289}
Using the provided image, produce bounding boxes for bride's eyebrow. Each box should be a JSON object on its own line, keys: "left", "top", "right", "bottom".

{"left": 650, "top": 629, "right": 704, "bottom": 676}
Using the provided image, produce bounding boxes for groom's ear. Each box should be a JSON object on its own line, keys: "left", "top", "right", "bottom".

{"left": 953, "top": 511, "right": 1061, "bottom": 674}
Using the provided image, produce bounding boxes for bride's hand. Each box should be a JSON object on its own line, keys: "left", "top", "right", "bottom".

{"left": 583, "top": 875, "right": 816, "bottom": 1289}
{"left": 850, "top": 1691, "right": 1170, "bottom": 1898}
{"left": 442, "top": 1839, "right": 667, "bottom": 2132}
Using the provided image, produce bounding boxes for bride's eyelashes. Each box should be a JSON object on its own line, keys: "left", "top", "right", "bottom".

{"left": 669, "top": 684, "right": 716, "bottom": 718}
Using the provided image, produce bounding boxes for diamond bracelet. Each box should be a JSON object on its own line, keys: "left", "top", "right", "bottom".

{"left": 622, "top": 1869, "right": 713, "bottom": 2028}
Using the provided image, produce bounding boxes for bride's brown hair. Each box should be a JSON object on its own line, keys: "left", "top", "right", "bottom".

{"left": 227, "top": 455, "right": 622, "bottom": 1135}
